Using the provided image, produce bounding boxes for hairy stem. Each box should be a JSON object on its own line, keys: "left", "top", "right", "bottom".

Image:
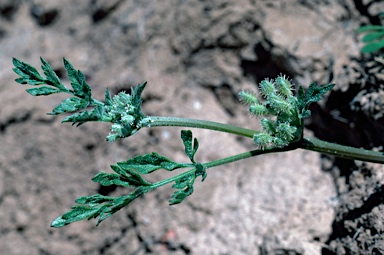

{"left": 142, "top": 116, "right": 256, "bottom": 138}
{"left": 301, "top": 137, "right": 384, "bottom": 164}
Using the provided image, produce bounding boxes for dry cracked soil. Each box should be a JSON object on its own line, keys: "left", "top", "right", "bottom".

{"left": 0, "top": 0, "right": 384, "bottom": 254}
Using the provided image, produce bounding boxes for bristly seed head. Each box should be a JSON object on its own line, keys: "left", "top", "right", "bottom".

{"left": 275, "top": 122, "right": 296, "bottom": 140}
{"left": 260, "top": 118, "right": 276, "bottom": 134}
{"left": 240, "top": 74, "right": 305, "bottom": 150}
{"left": 268, "top": 94, "right": 293, "bottom": 115}
{"left": 249, "top": 104, "right": 267, "bottom": 116}
{"left": 259, "top": 79, "right": 276, "bottom": 97}
{"left": 253, "top": 133, "right": 274, "bottom": 149}
{"left": 275, "top": 75, "right": 293, "bottom": 98}
{"left": 238, "top": 90, "right": 259, "bottom": 105}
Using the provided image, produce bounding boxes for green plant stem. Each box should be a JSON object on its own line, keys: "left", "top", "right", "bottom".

{"left": 301, "top": 137, "right": 384, "bottom": 164}
{"left": 151, "top": 143, "right": 299, "bottom": 190}
{"left": 143, "top": 116, "right": 384, "bottom": 164}
{"left": 143, "top": 116, "right": 256, "bottom": 138}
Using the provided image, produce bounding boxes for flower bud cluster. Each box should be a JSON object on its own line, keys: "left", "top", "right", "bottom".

{"left": 105, "top": 91, "right": 144, "bottom": 141}
{"left": 238, "top": 75, "right": 299, "bottom": 149}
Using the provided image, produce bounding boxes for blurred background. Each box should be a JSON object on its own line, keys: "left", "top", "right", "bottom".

{"left": 0, "top": 0, "right": 383, "bottom": 254}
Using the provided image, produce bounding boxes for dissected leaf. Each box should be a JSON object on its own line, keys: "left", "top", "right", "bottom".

{"left": 106, "top": 164, "right": 151, "bottom": 186}
{"left": 169, "top": 163, "right": 207, "bottom": 205}
{"left": 181, "top": 130, "right": 199, "bottom": 162}
{"left": 169, "top": 173, "right": 195, "bottom": 205}
{"left": 40, "top": 57, "right": 67, "bottom": 90}
{"left": 12, "top": 58, "right": 45, "bottom": 85}
{"left": 51, "top": 205, "right": 108, "bottom": 227}
{"left": 296, "top": 83, "right": 334, "bottom": 119}
{"left": 93, "top": 162, "right": 153, "bottom": 187}
{"left": 51, "top": 187, "right": 152, "bottom": 227}
{"left": 305, "top": 83, "right": 334, "bottom": 106}
{"left": 63, "top": 58, "right": 92, "bottom": 99}
{"left": 62, "top": 105, "right": 103, "bottom": 126}
{"left": 130, "top": 82, "right": 147, "bottom": 108}
{"left": 117, "top": 152, "right": 190, "bottom": 174}
{"left": 49, "top": 97, "right": 89, "bottom": 115}
{"left": 105, "top": 88, "right": 113, "bottom": 106}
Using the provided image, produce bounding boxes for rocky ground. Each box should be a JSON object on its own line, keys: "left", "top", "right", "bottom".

{"left": 0, "top": 0, "right": 383, "bottom": 254}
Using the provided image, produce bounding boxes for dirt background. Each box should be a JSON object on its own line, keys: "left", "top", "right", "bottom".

{"left": 0, "top": 0, "right": 383, "bottom": 254}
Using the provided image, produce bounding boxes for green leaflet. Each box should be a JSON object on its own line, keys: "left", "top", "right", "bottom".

{"left": 13, "top": 58, "right": 46, "bottom": 85}
{"left": 51, "top": 184, "right": 153, "bottom": 227}
{"left": 181, "top": 130, "right": 199, "bottom": 162}
{"left": 169, "top": 131, "right": 207, "bottom": 205}
{"left": 75, "top": 194, "right": 115, "bottom": 206}
{"left": 357, "top": 25, "right": 384, "bottom": 32}
{"left": 169, "top": 173, "right": 195, "bottom": 205}
{"left": 92, "top": 164, "right": 152, "bottom": 187}
{"left": 362, "top": 31, "right": 384, "bottom": 43}
{"left": 130, "top": 81, "right": 147, "bottom": 110}
{"left": 297, "top": 82, "right": 334, "bottom": 118}
{"left": 362, "top": 42, "right": 384, "bottom": 54}
{"left": 169, "top": 163, "right": 207, "bottom": 205}
{"left": 62, "top": 106, "right": 103, "bottom": 126}
{"left": 105, "top": 88, "right": 113, "bottom": 106}
{"left": 305, "top": 83, "right": 335, "bottom": 105}
{"left": 40, "top": 57, "right": 67, "bottom": 90}
{"left": 63, "top": 58, "right": 92, "bottom": 99}
{"left": 51, "top": 205, "right": 107, "bottom": 227}
{"left": 26, "top": 86, "right": 60, "bottom": 96}
{"left": 357, "top": 23, "right": 384, "bottom": 54}
{"left": 49, "top": 97, "right": 89, "bottom": 115}
{"left": 51, "top": 185, "right": 153, "bottom": 227}
{"left": 117, "top": 152, "right": 191, "bottom": 174}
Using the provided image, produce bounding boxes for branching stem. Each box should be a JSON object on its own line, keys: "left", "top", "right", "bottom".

{"left": 149, "top": 136, "right": 384, "bottom": 201}
{"left": 150, "top": 144, "right": 299, "bottom": 193}
{"left": 143, "top": 116, "right": 384, "bottom": 164}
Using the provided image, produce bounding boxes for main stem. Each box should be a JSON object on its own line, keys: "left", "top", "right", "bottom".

{"left": 143, "top": 116, "right": 256, "bottom": 138}
{"left": 142, "top": 116, "right": 384, "bottom": 164}
{"left": 301, "top": 137, "right": 384, "bottom": 164}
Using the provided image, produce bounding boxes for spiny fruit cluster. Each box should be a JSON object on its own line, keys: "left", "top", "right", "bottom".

{"left": 239, "top": 75, "right": 301, "bottom": 149}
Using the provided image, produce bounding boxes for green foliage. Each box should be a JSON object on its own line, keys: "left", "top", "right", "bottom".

{"left": 50, "top": 130, "right": 205, "bottom": 227}
{"left": 12, "top": 57, "right": 146, "bottom": 138}
{"left": 297, "top": 82, "right": 335, "bottom": 118}
{"left": 357, "top": 15, "right": 384, "bottom": 54}
{"left": 239, "top": 75, "right": 334, "bottom": 149}
{"left": 19, "top": 57, "right": 382, "bottom": 229}
{"left": 51, "top": 188, "right": 148, "bottom": 227}
{"left": 170, "top": 130, "right": 207, "bottom": 205}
